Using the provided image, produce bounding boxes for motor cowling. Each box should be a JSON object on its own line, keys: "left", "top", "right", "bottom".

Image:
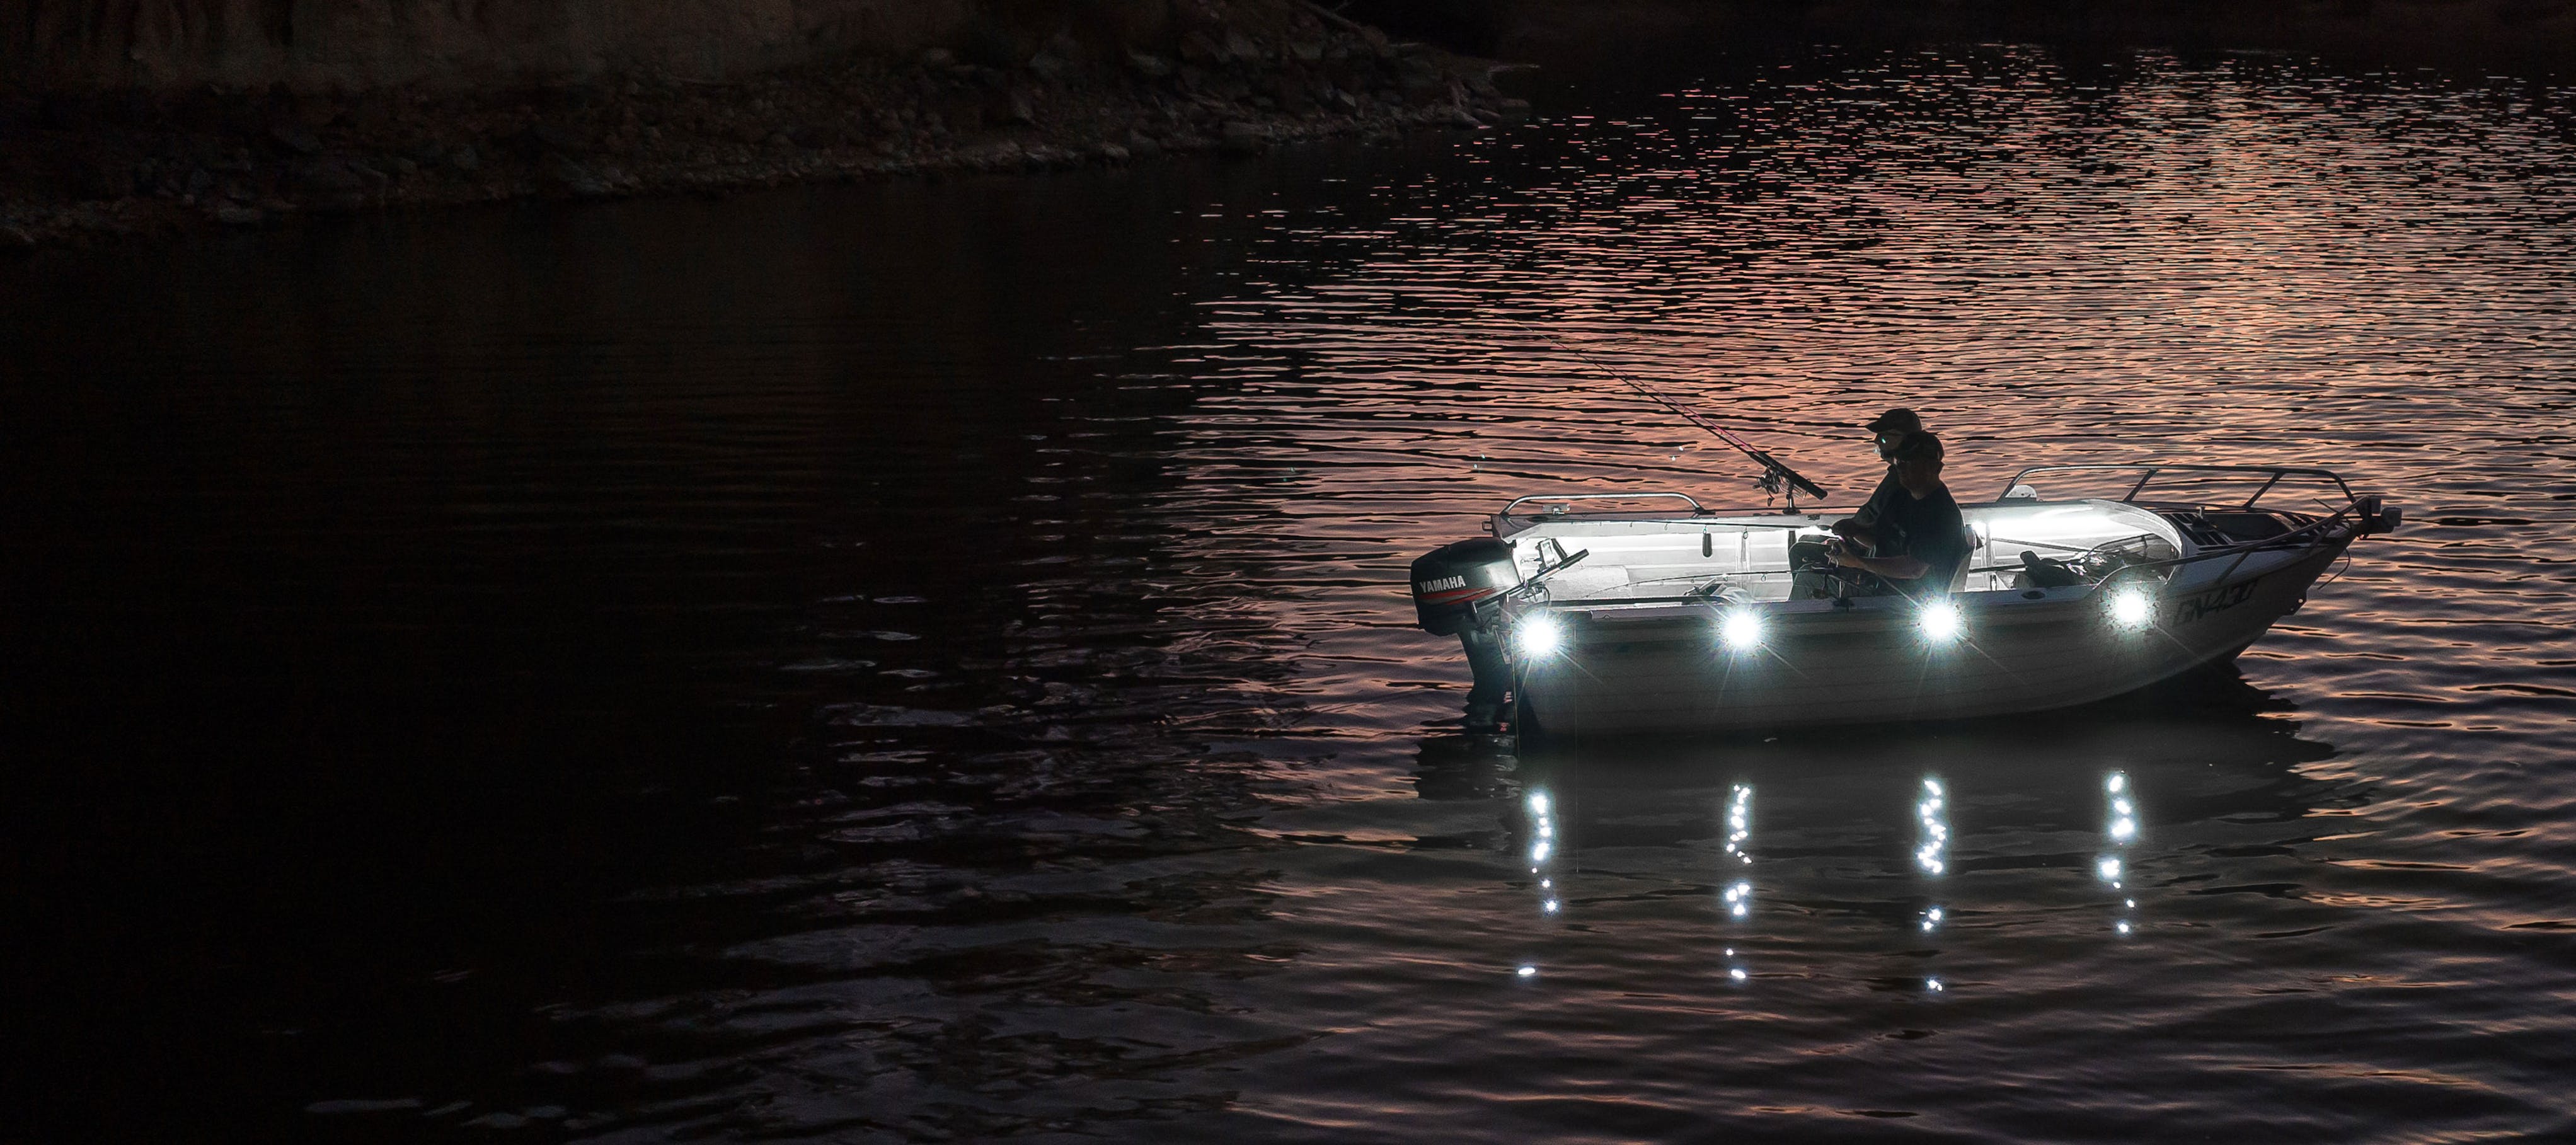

{"left": 1410, "top": 538, "right": 1521, "bottom": 636}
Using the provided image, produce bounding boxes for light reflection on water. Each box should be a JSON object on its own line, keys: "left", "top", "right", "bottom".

{"left": 1918, "top": 777, "right": 1948, "bottom": 993}
{"left": 1918, "top": 776, "right": 1949, "bottom": 971}
{"left": 1113, "top": 40, "right": 2574, "bottom": 1137}
{"left": 1722, "top": 784, "right": 1754, "bottom": 982}
{"left": 1172, "top": 45, "right": 2573, "bottom": 1138}
{"left": 1527, "top": 788, "right": 1561, "bottom": 924}
{"left": 8, "top": 39, "right": 2576, "bottom": 1145}
{"left": 2107, "top": 769, "right": 2142, "bottom": 938}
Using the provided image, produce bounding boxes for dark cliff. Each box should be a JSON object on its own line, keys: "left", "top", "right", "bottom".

{"left": 1, "top": 1, "right": 1176, "bottom": 91}
{"left": 0, "top": 0, "right": 1521, "bottom": 249}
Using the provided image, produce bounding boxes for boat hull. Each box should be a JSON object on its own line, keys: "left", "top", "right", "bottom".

{"left": 1515, "top": 541, "right": 2344, "bottom": 734}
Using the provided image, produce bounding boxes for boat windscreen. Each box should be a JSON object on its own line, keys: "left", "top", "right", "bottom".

{"left": 1970, "top": 501, "right": 2187, "bottom": 566}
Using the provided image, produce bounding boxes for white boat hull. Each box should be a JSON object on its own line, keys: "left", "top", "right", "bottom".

{"left": 1418, "top": 465, "right": 2398, "bottom": 737}
{"left": 1516, "top": 541, "right": 2345, "bottom": 735}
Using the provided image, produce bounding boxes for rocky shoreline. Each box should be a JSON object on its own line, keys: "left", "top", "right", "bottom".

{"left": 0, "top": 8, "right": 1524, "bottom": 253}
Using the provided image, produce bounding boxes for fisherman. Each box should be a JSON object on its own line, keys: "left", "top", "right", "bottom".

{"left": 1824, "top": 432, "right": 1969, "bottom": 599}
{"left": 1787, "top": 407, "right": 1923, "bottom": 597}
{"left": 1830, "top": 407, "right": 1925, "bottom": 553}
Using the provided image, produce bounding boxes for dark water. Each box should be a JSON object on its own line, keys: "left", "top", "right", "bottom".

{"left": 9, "top": 44, "right": 2576, "bottom": 1142}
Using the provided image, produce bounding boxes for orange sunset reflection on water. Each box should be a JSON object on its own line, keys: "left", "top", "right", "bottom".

{"left": 1140, "top": 49, "right": 2571, "bottom": 747}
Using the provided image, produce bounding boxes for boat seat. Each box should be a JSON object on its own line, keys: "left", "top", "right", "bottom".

{"left": 1946, "top": 524, "right": 1984, "bottom": 593}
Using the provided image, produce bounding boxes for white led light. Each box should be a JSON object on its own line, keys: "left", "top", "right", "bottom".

{"left": 1730, "top": 967, "right": 1747, "bottom": 981}
{"left": 2097, "top": 857, "right": 2122, "bottom": 882}
{"left": 1517, "top": 965, "right": 1537, "bottom": 978}
{"left": 1720, "top": 609, "right": 1762, "bottom": 652}
{"left": 1527, "top": 792, "right": 1550, "bottom": 815}
{"left": 2108, "top": 587, "right": 2154, "bottom": 630}
{"left": 1919, "top": 601, "right": 1964, "bottom": 643}
{"left": 1516, "top": 614, "right": 1564, "bottom": 659}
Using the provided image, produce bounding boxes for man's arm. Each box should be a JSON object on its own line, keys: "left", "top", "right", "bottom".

{"left": 1826, "top": 540, "right": 1928, "bottom": 581}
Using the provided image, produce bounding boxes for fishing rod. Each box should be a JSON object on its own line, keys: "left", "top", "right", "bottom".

{"left": 1509, "top": 319, "right": 1829, "bottom": 510}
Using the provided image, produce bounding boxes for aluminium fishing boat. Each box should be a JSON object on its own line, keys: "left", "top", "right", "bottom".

{"left": 1407, "top": 463, "right": 2403, "bottom": 735}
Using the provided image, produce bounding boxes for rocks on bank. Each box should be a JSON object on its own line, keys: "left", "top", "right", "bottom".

{"left": 0, "top": 2, "right": 1531, "bottom": 251}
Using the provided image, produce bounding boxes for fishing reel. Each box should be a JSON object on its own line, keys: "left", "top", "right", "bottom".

{"left": 1752, "top": 459, "right": 1819, "bottom": 511}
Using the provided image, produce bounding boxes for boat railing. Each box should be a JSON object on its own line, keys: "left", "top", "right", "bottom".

{"left": 1536, "top": 514, "right": 2367, "bottom": 613}
{"left": 1502, "top": 466, "right": 2384, "bottom": 607}
{"left": 1999, "top": 464, "right": 2386, "bottom": 588}
{"left": 2123, "top": 502, "right": 2366, "bottom": 587}
{"left": 1498, "top": 492, "right": 1715, "bottom": 521}
{"left": 1999, "top": 463, "right": 2359, "bottom": 512}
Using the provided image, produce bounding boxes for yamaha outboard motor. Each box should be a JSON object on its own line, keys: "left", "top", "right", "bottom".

{"left": 1410, "top": 539, "right": 1520, "bottom": 635}
{"left": 1410, "top": 539, "right": 1522, "bottom": 732}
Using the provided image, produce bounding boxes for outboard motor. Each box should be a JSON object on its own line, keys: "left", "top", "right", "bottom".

{"left": 1410, "top": 539, "right": 1522, "bottom": 732}
{"left": 2355, "top": 494, "right": 2404, "bottom": 535}
{"left": 1410, "top": 539, "right": 1521, "bottom": 635}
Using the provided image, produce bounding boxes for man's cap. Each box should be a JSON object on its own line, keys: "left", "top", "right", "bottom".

{"left": 1893, "top": 431, "right": 1944, "bottom": 463}
{"left": 1864, "top": 408, "right": 1924, "bottom": 434}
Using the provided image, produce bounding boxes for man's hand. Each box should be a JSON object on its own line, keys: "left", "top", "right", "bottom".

{"left": 1827, "top": 539, "right": 1928, "bottom": 581}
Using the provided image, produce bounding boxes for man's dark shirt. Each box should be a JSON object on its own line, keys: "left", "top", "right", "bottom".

{"left": 1848, "top": 466, "right": 1906, "bottom": 536}
{"left": 1877, "top": 483, "right": 1969, "bottom": 598}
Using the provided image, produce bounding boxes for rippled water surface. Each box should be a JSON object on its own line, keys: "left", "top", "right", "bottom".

{"left": 10, "top": 45, "right": 2576, "bottom": 1142}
